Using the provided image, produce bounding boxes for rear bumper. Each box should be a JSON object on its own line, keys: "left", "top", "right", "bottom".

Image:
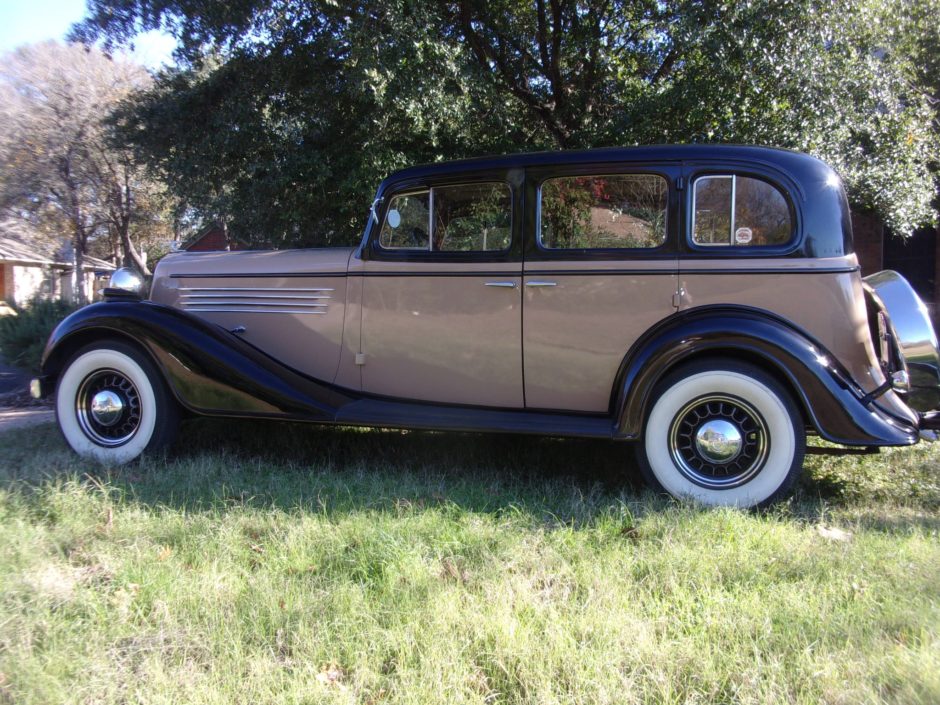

{"left": 864, "top": 271, "right": 940, "bottom": 414}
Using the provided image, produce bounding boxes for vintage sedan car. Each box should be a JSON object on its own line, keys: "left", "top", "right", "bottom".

{"left": 32, "top": 145, "right": 940, "bottom": 507}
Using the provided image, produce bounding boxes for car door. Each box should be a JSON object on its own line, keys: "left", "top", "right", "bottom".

{"left": 522, "top": 165, "right": 681, "bottom": 413}
{"left": 355, "top": 171, "right": 525, "bottom": 408}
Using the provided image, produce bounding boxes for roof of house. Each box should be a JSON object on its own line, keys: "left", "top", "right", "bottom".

{"left": 181, "top": 223, "right": 222, "bottom": 250}
{"left": 51, "top": 254, "right": 116, "bottom": 272}
{"left": 0, "top": 221, "right": 116, "bottom": 271}
{"left": 81, "top": 255, "right": 117, "bottom": 271}
{"left": 0, "top": 236, "right": 54, "bottom": 265}
{"left": 181, "top": 223, "right": 249, "bottom": 251}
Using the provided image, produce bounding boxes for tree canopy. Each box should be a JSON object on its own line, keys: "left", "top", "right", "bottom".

{"left": 73, "top": 0, "right": 940, "bottom": 248}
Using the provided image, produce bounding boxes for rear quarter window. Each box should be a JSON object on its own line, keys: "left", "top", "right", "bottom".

{"left": 692, "top": 175, "right": 792, "bottom": 247}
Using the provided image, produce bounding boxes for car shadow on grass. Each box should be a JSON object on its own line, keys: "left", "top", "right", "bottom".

{"left": 153, "top": 417, "right": 652, "bottom": 521}
{"left": 2, "top": 418, "right": 938, "bottom": 530}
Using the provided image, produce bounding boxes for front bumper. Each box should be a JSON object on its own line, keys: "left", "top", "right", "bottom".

{"left": 30, "top": 376, "right": 52, "bottom": 399}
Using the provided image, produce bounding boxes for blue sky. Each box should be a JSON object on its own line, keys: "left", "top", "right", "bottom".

{"left": 0, "top": 0, "right": 176, "bottom": 67}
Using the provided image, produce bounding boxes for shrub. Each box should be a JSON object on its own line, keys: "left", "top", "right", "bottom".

{"left": 0, "top": 298, "right": 79, "bottom": 373}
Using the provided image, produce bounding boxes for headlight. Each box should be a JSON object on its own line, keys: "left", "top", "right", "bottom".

{"left": 109, "top": 267, "right": 145, "bottom": 295}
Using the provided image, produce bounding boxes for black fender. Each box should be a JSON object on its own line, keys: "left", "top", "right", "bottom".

{"left": 40, "top": 301, "right": 350, "bottom": 420}
{"left": 613, "top": 305, "right": 918, "bottom": 446}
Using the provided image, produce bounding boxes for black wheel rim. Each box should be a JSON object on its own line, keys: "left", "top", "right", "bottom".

{"left": 75, "top": 369, "right": 142, "bottom": 447}
{"left": 668, "top": 394, "right": 769, "bottom": 489}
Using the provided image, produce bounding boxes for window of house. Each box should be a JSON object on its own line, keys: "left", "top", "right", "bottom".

{"left": 692, "top": 175, "right": 792, "bottom": 246}
{"left": 539, "top": 174, "right": 668, "bottom": 250}
{"left": 378, "top": 183, "right": 511, "bottom": 252}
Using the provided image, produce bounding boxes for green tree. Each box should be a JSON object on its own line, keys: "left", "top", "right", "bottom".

{"left": 73, "top": 0, "right": 939, "bottom": 247}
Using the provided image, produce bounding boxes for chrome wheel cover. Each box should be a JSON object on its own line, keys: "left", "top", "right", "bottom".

{"left": 76, "top": 369, "right": 142, "bottom": 447}
{"left": 668, "top": 394, "right": 769, "bottom": 489}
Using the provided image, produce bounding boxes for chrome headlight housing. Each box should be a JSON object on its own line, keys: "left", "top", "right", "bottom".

{"left": 108, "top": 267, "right": 145, "bottom": 295}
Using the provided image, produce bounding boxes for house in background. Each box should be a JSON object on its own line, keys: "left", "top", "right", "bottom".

{"left": 0, "top": 223, "right": 115, "bottom": 305}
{"left": 54, "top": 253, "right": 116, "bottom": 302}
{"left": 178, "top": 223, "right": 248, "bottom": 252}
{"left": 0, "top": 237, "right": 56, "bottom": 305}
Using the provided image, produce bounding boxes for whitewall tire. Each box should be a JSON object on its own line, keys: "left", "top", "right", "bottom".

{"left": 55, "top": 341, "right": 179, "bottom": 464}
{"left": 637, "top": 360, "right": 805, "bottom": 508}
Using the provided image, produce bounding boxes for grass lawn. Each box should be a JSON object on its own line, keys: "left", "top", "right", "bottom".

{"left": 1, "top": 418, "right": 938, "bottom": 704}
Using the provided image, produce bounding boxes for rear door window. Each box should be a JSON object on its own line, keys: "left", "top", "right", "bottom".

{"left": 539, "top": 174, "right": 668, "bottom": 250}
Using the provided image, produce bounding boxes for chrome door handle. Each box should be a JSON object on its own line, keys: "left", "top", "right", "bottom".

{"left": 525, "top": 281, "right": 557, "bottom": 287}
{"left": 484, "top": 281, "right": 517, "bottom": 288}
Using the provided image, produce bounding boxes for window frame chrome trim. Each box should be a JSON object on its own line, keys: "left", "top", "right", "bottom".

{"left": 376, "top": 188, "right": 432, "bottom": 251}
{"left": 691, "top": 174, "right": 735, "bottom": 246}
{"left": 690, "top": 173, "right": 795, "bottom": 249}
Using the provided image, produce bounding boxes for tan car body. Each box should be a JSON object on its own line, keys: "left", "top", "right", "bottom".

{"left": 151, "top": 248, "right": 912, "bottom": 423}
{"left": 42, "top": 146, "right": 933, "bottom": 462}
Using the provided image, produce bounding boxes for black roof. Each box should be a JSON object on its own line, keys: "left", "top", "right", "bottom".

{"left": 381, "top": 144, "right": 836, "bottom": 187}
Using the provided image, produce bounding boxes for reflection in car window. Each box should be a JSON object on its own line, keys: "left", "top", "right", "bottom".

{"left": 539, "top": 174, "right": 667, "bottom": 249}
{"left": 693, "top": 175, "right": 792, "bottom": 246}
{"left": 379, "top": 192, "right": 430, "bottom": 249}
{"left": 379, "top": 183, "right": 511, "bottom": 252}
{"left": 434, "top": 183, "right": 511, "bottom": 252}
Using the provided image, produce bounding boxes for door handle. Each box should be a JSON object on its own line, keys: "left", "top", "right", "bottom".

{"left": 484, "top": 281, "right": 517, "bottom": 288}
{"left": 525, "top": 281, "right": 557, "bottom": 287}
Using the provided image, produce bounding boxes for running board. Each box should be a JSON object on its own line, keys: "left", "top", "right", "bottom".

{"left": 335, "top": 399, "right": 616, "bottom": 439}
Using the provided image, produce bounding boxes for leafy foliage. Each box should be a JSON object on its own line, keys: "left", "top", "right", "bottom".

{"left": 73, "top": 0, "right": 939, "bottom": 247}
{"left": 0, "top": 298, "right": 78, "bottom": 373}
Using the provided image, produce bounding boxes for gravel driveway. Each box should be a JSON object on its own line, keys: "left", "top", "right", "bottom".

{"left": 0, "top": 407, "right": 55, "bottom": 431}
{"left": 0, "top": 357, "right": 30, "bottom": 394}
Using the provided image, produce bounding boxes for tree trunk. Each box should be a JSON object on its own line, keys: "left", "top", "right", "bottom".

{"left": 118, "top": 220, "right": 151, "bottom": 276}
{"left": 71, "top": 235, "right": 86, "bottom": 304}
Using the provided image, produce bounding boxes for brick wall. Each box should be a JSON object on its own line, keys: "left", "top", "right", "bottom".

{"left": 185, "top": 227, "right": 249, "bottom": 252}
{"left": 186, "top": 228, "right": 229, "bottom": 252}
{"left": 853, "top": 210, "right": 940, "bottom": 327}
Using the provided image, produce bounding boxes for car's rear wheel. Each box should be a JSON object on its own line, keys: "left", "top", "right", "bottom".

{"left": 55, "top": 341, "right": 179, "bottom": 464}
{"left": 636, "top": 360, "right": 805, "bottom": 508}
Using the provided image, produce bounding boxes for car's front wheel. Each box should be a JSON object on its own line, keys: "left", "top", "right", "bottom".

{"left": 55, "top": 341, "right": 179, "bottom": 464}
{"left": 636, "top": 360, "right": 805, "bottom": 508}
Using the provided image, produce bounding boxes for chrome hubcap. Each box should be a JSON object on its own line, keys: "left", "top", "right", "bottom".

{"left": 90, "top": 390, "right": 124, "bottom": 427}
{"left": 669, "top": 395, "right": 769, "bottom": 489}
{"left": 694, "top": 419, "right": 743, "bottom": 463}
{"left": 76, "top": 370, "right": 141, "bottom": 447}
